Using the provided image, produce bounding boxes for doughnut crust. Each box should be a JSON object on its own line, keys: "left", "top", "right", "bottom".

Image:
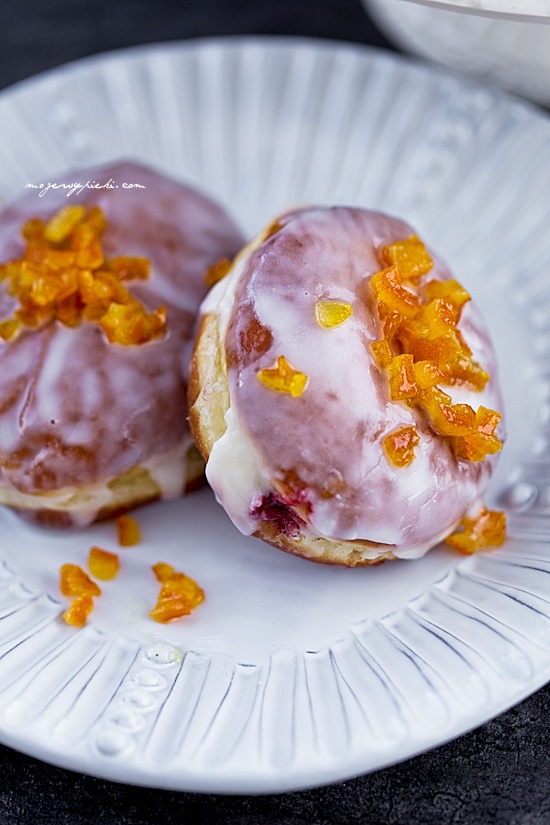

{"left": 0, "top": 161, "right": 244, "bottom": 526}
{"left": 189, "top": 206, "right": 504, "bottom": 565}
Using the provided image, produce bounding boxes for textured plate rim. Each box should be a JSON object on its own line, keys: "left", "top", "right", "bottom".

{"left": 0, "top": 36, "right": 549, "bottom": 794}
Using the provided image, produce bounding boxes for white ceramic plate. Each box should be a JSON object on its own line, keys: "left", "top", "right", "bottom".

{"left": 0, "top": 37, "right": 549, "bottom": 794}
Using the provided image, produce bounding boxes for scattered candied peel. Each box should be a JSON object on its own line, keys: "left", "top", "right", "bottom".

{"left": 63, "top": 596, "right": 94, "bottom": 628}
{"left": 59, "top": 516, "right": 205, "bottom": 627}
{"left": 116, "top": 513, "right": 141, "bottom": 546}
{"left": 88, "top": 546, "right": 120, "bottom": 581}
{"left": 59, "top": 563, "right": 101, "bottom": 628}
{"left": 370, "top": 235, "right": 503, "bottom": 465}
{"left": 60, "top": 563, "right": 102, "bottom": 598}
{"left": 315, "top": 300, "right": 353, "bottom": 328}
{"left": 0, "top": 204, "right": 166, "bottom": 345}
{"left": 445, "top": 506, "right": 506, "bottom": 555}
{"left": 257, "top": 355, "right": 308, "bottom": 397}
{"left": 204, "top": 256, "right": 232, "bottom": 287}
{"left": 150, "top": 562, "right": 205, "bottom": 623}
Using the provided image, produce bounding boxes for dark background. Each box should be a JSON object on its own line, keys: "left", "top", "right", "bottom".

{"left": 0, "top": 1, "right": 549, "bottom": 823}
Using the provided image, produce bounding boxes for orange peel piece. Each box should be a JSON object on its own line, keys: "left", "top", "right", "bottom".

{"left": 204, "top": 256, "right": 232, "bottom": 287}
{"left": 445, "top": 506, "right": 506, "bottom": 555}
{"left": 379, "top": 235, "right": 434, "bottom": 282}
{"left": 59, "top": 563, "right": 101, "bottom": 598}
{"left": 315, "top": 300, "right": 353, "bottom": 328}
{"left": 149, "top": 563, "right": 205, "bottom": 623}
{"left": 383, "top": 425, "right": 420, "bottom": 467}
{"left": 88, "top": 547, "right": 120, "bottom": 581}
{"left": 387, "top": 354, "right": 418, "bottom": 401}
{"left": 152, "top": 561, "right": 177, "bottom": 583}
{"left": 63, "top": 595, "right": 95, "bottom": 627}
{"left": 424, "top": 278, "right": 470, "bottom": 309}
{"left": 44, "top": 205, "right": 86, "bottom": 244}
{"left": 371, "top": 266, "right": 420, "bottom": 318}
{"left": 370, "top": 338, "right": 394, "bottom": 369}
{"left": 116, "top": 514, "right": 141, "bottom": 546}
{"left": 257, "top": 355, "right": 308, "bottom": 397}
{"left": 452, "top": 407, "right": 503, "bottom": 462}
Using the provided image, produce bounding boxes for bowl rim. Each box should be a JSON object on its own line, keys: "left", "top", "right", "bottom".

{"left": 400, "top": 0, "right": 550, "bottom": 23}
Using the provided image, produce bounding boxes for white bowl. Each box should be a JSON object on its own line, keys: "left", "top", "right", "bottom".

{"left": 401, "top": 0, "right": 550, "bottom": 21}
{"left": 364, "top": 0, "right": 550, "bottom": 106}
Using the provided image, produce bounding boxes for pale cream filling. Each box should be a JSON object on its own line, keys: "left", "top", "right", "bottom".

{"left": 0, "top": 436, "right": 195, "bottom": 526}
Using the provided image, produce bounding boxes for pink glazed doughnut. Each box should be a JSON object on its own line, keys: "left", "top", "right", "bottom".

{"left": 189, "top": 206, "right": 505, "bottom": 565}
{"left": 0, "top": 161, "right": 244, "bottom": 526}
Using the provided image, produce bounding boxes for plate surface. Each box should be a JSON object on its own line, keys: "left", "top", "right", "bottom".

{"left": 0, "top": 37, "right": 549, "bottom": 794}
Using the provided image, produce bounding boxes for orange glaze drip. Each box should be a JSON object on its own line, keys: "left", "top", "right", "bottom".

{"left": 0, "top": 205, "right": 165, "bottom": 345}
{"left": 370, "top": 237, "right": 502, "bottom": 463}
{"left": 257, "top": 355, "right": 308, "bottom": 397}
{"left": 445, "top": 506, "right": 506, "bottom": 554}
{"left": 150, "top": 562, "right": 205, "bottom": 623}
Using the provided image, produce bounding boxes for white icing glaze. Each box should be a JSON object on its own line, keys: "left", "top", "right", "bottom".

{"left": 203, "top": 206, "right": 504, "bottom": 559}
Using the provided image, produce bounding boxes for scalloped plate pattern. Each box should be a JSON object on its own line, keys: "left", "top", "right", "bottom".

{"left": 0, "top": 38, "right": 549, "bottom": 793}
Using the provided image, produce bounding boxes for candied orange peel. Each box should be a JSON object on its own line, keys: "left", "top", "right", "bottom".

{"left": 0, "top": 204, "right": 166, "bottom": 345}
{"left": 315, "top": 300, "right": 353, "bottom": 328}
{"left": 204, "top": 256, "right": 232, "bottom": 287}
{"left": 60, "top": 563, "right": 101, "bottom": 627}
{"left": 88, "top": 547, "right": 120, "bottom": 581}
{"left": 370, "top": 235, "right": 502, "bottom": 464}
{"left": 445, "top": 505, "right": 506, "bottom": 555}
{"left": 59, "top": 518, "right": 206, "bottom": 628}
{"left": 383, "top": 425, "right": 420, "bottom": 468}
{"left": 60, "top": 563, "right": 102, "bottom": 598}
{"left": 116, "top": 513, "right": 141, "bottom": 547}
{"left": 258, "top": 355, "right": 308, "bottom": 397}
{"left": 150, "top": 562, "right": 205, "bottom": 623}
{"left": 379, "top": 235, "right": 434, "bottom": 282}
{"left": 63, "top": 595, "right": 94, "bottom": 628}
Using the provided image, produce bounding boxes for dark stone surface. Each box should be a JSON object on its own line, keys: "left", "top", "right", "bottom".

{"left": 0, "top": 1, "right": 548, "bottom": 822}
{"left": 0, "top": 0, "right": 395, "bottom": 91}
{"left": 0, "top": 686, "right": 548, "bottom": 823}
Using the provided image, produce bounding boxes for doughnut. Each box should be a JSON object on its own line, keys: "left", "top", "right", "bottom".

{"left": 0, "top": 161, "right": 244, "bottom": 526}
{"left": 189, "top": 206, "right": 505, "bottom": 565}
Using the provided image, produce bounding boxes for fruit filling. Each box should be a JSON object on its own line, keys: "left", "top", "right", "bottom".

{"left": 250, "top": 492, "right": 306, "bottom": 537}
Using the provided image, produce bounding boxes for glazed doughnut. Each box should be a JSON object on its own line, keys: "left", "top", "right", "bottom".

{"left": 189, "top": 206, "right": 505, "bottom": 565}
{"left": 0, "top": 161, "right": 244, "bottom": 526}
